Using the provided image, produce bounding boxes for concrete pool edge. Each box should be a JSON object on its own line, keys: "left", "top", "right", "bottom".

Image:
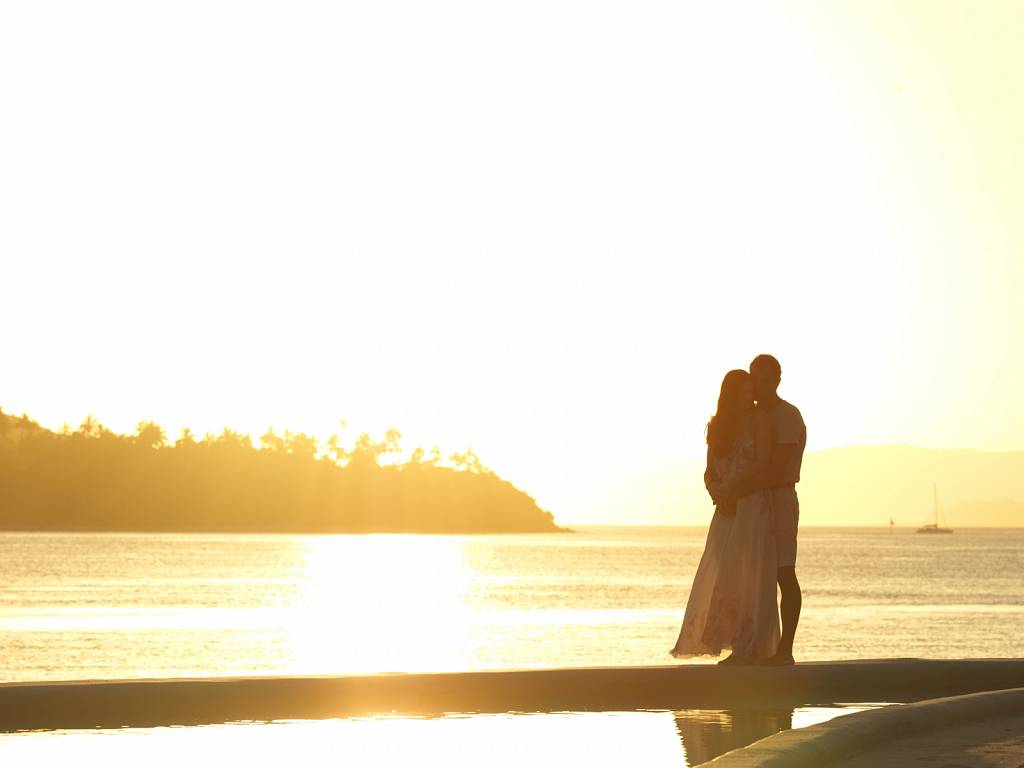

{"left": 700, "top": 686, "right": 1024, "bottom": 767}
{"left": 2, "top": 659, "right": 1024, "bottom": 731}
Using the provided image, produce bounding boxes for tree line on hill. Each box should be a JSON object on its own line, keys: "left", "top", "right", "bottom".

{"left": 0, "top": 408, "right": 565, "bottom": 533}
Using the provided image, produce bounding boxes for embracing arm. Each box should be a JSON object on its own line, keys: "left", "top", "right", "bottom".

{"left": 724, "top": 411, "right": 773, "bottom": 492}
{"left": 709, "top": 413, "right": 773, "bottom": 512}
{"left": 730, "top": 441, "right": 799, "bottom": 499}
{"left": 715, "top": 413, "right": 776, "bottom": 505}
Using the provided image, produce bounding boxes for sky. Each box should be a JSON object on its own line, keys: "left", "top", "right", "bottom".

{"left": 1, "top": 1, "right": 1021, "bottom": 523}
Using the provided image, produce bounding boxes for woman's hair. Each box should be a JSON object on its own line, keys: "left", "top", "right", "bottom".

{"left": 706, "top": 369, "right": 751, "bottom": 456}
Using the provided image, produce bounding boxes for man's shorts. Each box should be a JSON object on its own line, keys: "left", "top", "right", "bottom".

{"left": 771, "top": 487, "right": 800, "bottom": 568}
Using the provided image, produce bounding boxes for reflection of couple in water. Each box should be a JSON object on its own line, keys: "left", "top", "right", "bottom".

{"left": 673, "top": 708, "right": 794, "bottom": 765}
{"left": 671, "top": 354, "right": 807, "bottom": 666}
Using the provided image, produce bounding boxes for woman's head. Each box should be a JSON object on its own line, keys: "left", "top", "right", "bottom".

{"left": 706, "top": 369, "right": 753, "bottom": 455}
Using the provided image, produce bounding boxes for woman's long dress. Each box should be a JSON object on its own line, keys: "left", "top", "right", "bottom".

{"left": 670, "top": 431, "right": 780, "bottom": 660}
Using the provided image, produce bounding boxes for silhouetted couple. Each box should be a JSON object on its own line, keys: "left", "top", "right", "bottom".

{"left": 671, "top": 354, "right": 807, "bottom": 666}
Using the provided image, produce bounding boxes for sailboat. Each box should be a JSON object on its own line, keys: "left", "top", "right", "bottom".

{"left": 917, "top": 483, "right": 953, "bottom": 534}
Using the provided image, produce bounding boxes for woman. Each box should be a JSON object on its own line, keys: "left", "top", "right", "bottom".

{"left": 670, "top": 369, "right": 780, "bottom": 664}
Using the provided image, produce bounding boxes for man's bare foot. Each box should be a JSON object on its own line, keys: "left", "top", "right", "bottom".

{"left": 764, "top": 651, "right": 795, "bottom": 666}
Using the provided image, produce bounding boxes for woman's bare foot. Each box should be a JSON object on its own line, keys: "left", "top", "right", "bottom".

{"left": 718, "top": 653, "right": 754, "bottom": 666}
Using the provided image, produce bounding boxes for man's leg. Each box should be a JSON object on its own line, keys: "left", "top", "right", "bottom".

{"left": 768, "top": 488, "right": 800, "bottom": 665}
{"left": 774, "top": 566, "right": 801, "bottom": 663}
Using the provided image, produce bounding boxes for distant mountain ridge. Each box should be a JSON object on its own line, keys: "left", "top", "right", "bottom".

{"left": 799, "top": 445, "right": 1024, "bottom": 527}
{"left": 583, "top": 445, "right": 1024, "bottom": 527}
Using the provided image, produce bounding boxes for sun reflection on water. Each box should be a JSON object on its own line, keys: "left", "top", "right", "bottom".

{"left": 283, "top": 535, "right": 477, "bottom": 674}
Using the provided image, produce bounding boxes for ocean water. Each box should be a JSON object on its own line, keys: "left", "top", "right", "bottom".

{"left": 2, "top": 526, "right": 1022, "bottom": 682}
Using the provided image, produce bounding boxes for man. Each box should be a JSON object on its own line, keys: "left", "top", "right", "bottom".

{"left": 726, "top": 354, "right": 807, "bottom": 665}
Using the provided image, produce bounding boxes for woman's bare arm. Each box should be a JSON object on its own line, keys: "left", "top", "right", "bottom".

{"left": 705, "top": 443, "right": 737, "bottom": 516}
{"left": 705, "top": 443, "right": 723, "bottom": 504}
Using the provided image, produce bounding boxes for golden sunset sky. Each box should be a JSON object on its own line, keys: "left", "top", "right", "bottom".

{"left": 1, "top": 1, "right": 1020, "bottom": 523}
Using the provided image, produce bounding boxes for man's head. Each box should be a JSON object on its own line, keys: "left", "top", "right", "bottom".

{"left": 749, "top": 354, "right": 782, "bottom": 403}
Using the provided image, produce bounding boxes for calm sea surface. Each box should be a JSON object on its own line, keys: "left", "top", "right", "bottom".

{"left": 2, "top": 526, "right": 1022, "bottom": 681}
{"left": 2, "top": 526, "right": 1020, "bottom": 766}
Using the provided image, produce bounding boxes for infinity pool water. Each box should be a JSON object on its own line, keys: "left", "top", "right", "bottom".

{"left": 0, "top": 704, "right": 887, "bottom": 767}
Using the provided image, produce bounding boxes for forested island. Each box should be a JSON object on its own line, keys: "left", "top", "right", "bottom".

{"left": 0, "top": 408, "right": 566, "bottom": 534}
